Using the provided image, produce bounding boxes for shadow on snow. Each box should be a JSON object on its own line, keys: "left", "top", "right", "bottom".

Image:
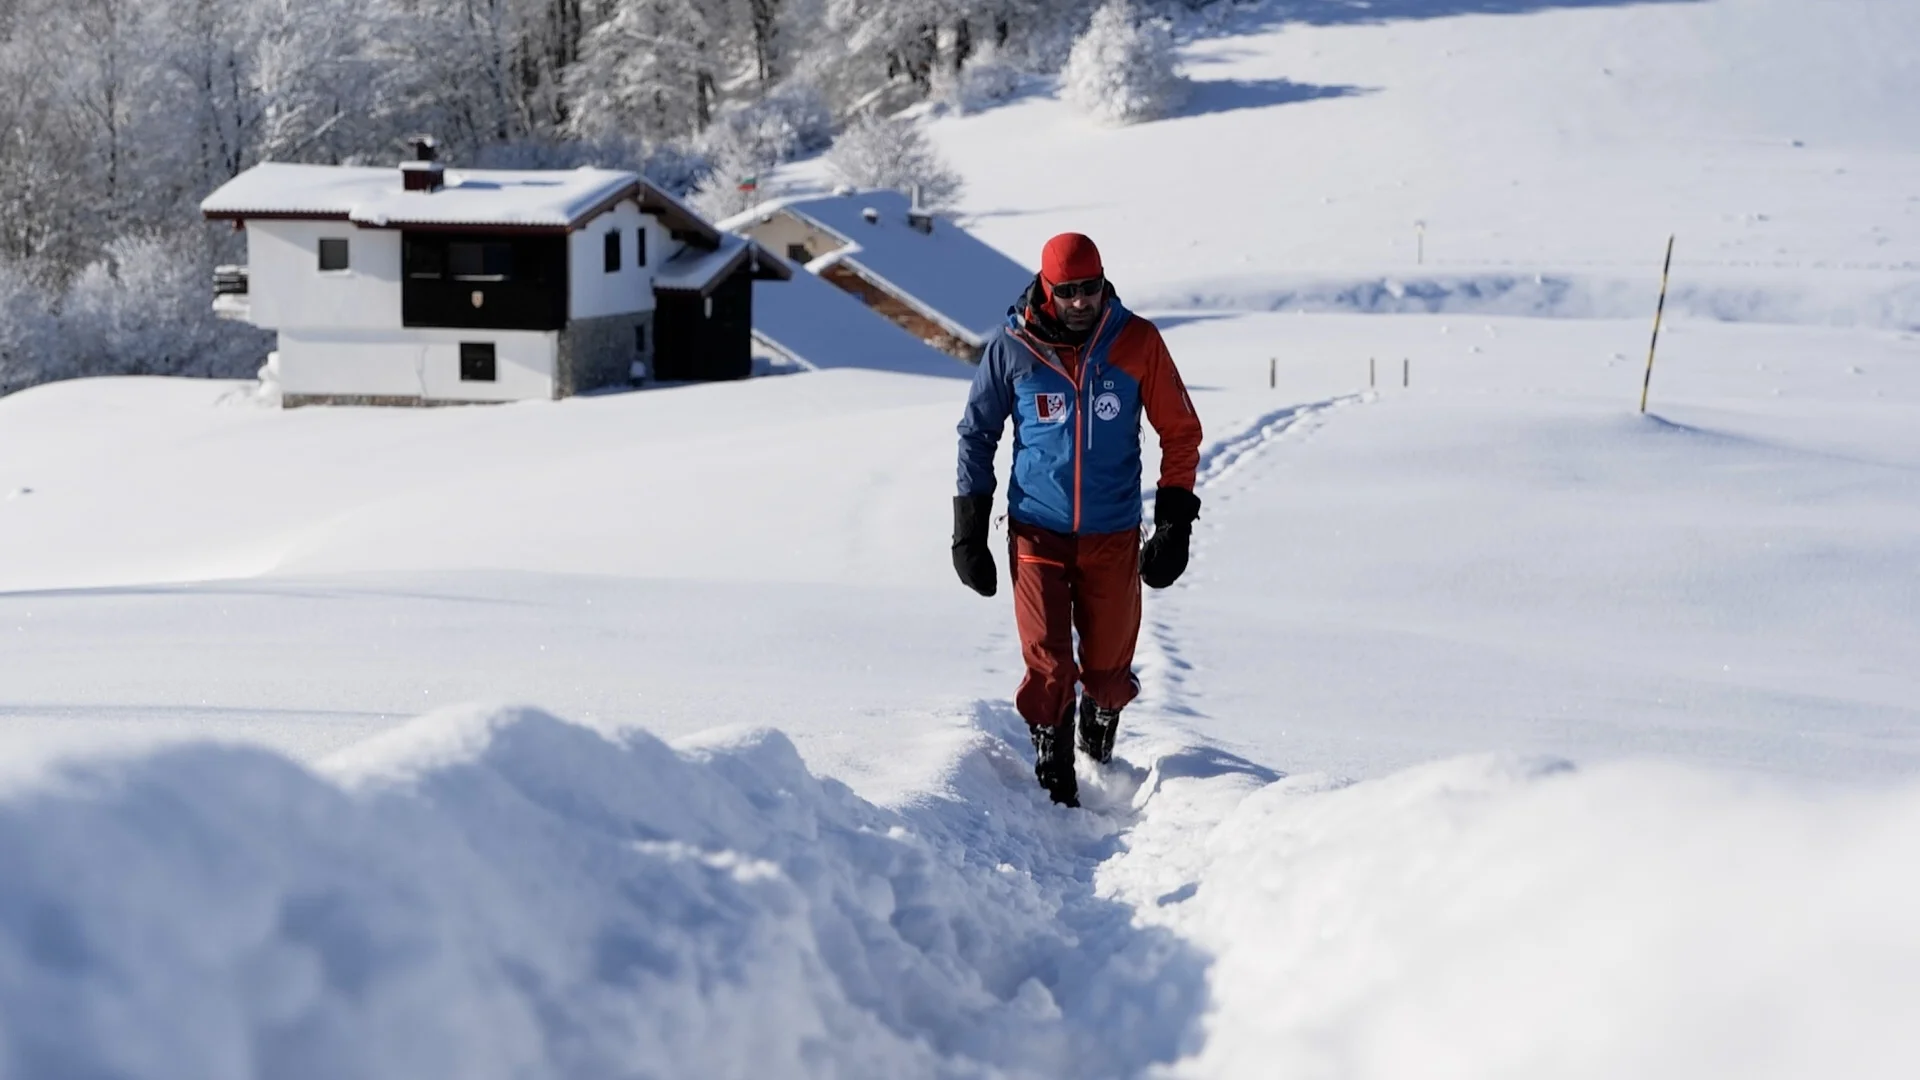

{"left": 1175, "top": 0, "right": 1705, "bottom": 38}
{"left": 1177, "top": 77, "right": 1371, "bottom": 119}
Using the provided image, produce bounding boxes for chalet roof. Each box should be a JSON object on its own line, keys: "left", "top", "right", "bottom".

{"left": 654, "top": 234, "right": 792, "bottom": 296}
{"left": 748, "top": 259, "right": 968, "bottom": 379}
{"left": 717, "top": 190, "right": 1033, "bottom": 347}
{"left": 201, "top": 162, "right": 719, "bottom": 242}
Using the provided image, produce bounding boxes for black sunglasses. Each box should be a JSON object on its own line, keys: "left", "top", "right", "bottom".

{"left": 1049, "top": 276, "right": 1105, "bottom": 301}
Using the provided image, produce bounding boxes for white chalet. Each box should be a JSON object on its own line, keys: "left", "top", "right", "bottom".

{"left": 201, "top": 143, "right": 789, "bottom": 406}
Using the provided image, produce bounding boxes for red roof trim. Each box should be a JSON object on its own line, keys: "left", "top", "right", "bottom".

{"left": 202, "top": 210, "right": 351, "bottom": 222}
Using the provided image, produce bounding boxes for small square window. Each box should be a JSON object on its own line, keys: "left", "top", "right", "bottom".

{"left": 459, "top": 342, "right": 497, "bottom": 382}
{"left": 318, "top": 238, "right": 349, "bottom": 272}
{"left": 635, "top": 229, "right": 647, "bottom": 268}
{"left": 603, "top": 230, "right": 621, "bottom": 273}
{"left": 787, "top": 243, "right": 811, "bottom": 263}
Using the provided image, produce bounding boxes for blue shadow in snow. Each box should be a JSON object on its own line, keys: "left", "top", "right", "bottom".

{"left": 1151, "top": 745, "right": 1286, "bottom": 787}
{"left": 1178, "top": 77, "right": 1370, "bottom": 119}
{"left": 1181, "top": 0, "right": 1704, "bottom": 36}
{"left": 1149, "top": 311, "right": 1242, "bottom": 332}
{"left": 1156, "top": 882, "right": 1201, "bottom": 907}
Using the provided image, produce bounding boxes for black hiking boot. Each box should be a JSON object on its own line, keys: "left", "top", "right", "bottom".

{"left": 1076, "top": 695, "right": 1121, "bottom": 765}
{"left": 1029, "top": 720, "right": 1079, "bottom": 807}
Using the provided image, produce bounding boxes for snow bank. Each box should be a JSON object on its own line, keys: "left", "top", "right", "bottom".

{"left": 0, "top": 703, "right": 1203, "bottom": 1079}
{"left": 12, "top": 703, "right": 1920, "bottom": 1078}
{"left": 1103, "top": 754, "right": 1920, "bottom": 1080}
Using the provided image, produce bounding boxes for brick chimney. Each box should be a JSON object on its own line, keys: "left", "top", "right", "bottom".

{"left": 402, "top": 135, "right": 444, "bottom": 192}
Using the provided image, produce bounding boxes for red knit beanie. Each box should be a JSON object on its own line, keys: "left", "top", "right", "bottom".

{"left": 1040, "top": 233, "right": 1103, "bottom": 286}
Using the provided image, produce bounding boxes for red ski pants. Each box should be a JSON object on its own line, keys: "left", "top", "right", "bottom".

{"left": 1009, "top": 521, "right": 1142, "bottom": 729}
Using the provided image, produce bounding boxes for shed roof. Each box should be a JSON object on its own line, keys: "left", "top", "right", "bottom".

{"left": 202, "top": 162, "right": 717, "bottom": 242}
{"left": 655, "top": 234, "right": 792, "bottom": 296}
{"left": 718, "top": 190, "right": 1032, "bottom": 347}
{"left": 747, "top": 258, "right": 968, "bottom": 379}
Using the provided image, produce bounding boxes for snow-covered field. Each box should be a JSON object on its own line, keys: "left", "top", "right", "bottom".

{"left": 5, "top": 1, "right": 1920, "bottom": 1076}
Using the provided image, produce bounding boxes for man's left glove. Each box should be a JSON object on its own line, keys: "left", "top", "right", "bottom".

{"left": 1140, "top": 487, "right": 1200, "bottom": 590}
{"left": 952, "top": 495, "right": 997, "bottom": 597}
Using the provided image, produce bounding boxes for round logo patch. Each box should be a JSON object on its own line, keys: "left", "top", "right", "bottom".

{"left": 1094, "top": 392, "right": 1123, "bottom": 421}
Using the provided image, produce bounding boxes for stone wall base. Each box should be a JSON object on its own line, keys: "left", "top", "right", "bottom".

{"left": 558, "top": 312, "right": 650, "bottom": 397}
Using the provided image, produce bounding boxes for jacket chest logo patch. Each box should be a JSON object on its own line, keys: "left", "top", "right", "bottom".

{"left": 1035, "top": 393, "right": 1069, "bottom": 424}
{"left": 1094, "top": 392, "right": 1123, "bottom": 421}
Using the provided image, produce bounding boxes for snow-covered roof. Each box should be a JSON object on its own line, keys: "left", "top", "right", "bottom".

{"left": 748, "top": 258, "right": 969, "bottom": 379}
{"left": 718, "top": 191, "right": 1032, "bottom": 347}
{"left": 202, "top": 162, "right": 717, "bottom": 239}
{"left": 655, "top": 234, "right": 792, "bottom": 295}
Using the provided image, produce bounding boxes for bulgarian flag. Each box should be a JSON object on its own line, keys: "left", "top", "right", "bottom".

{"left": 736, "top": 175, "right": 759, "bottom": 193}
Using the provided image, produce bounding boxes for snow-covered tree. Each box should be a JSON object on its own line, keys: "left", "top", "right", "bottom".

{"left": 690, "top": 115, "right": 784, "bottom": 218}
{"left": 566, "top": 0, "right": 723, "bottom": 142}
{"left": 61, "top": 233, "right": 267, "bottom": 379}
{"left": 242, "top": 0, "right": 405, "bottom": 166}
{"left": 1061, "top": 0, "right": 1186, "bottom": 126}
{"left": 688, "top": 84, "right": 833, "bottom": 217}
{"left": 935, "top": 39, "right": 1022, "bottom": 113}
{"left": 825, "top": 111, "right": 964, "bottom": 208}
{"left": 0, "top": 0, "right": 1235, "bottom": 387}
{"left": 0, "top": 259, "right": 55, "bottom": 394}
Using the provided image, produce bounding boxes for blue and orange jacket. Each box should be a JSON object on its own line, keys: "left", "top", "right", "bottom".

{"left": 957, "top": 288, "right": 1202, "bottom": 535}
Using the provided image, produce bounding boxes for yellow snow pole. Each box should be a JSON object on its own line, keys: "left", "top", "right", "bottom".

{"left": 1639, "top": 235, "right": 1676, "bottom": 414}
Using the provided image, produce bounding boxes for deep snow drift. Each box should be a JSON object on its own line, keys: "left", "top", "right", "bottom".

{"left": 0, "top": 703, "right": 1206, "bottom": 1079}
{"left": 7, "top": 704, "right": 1920, "bottom": 1078}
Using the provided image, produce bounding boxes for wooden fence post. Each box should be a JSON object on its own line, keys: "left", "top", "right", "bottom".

{"left": 1640, "top": 235, "right": 1677, "bottom": 414}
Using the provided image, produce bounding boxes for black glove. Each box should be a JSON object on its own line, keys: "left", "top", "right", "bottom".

{"left": 952, "top": 495, "right": 997, "bottom": 597}
{"left": 1140, "top": 487, "right": 1200, "bottom": 590}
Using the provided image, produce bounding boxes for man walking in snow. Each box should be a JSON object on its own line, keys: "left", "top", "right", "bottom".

{"left": 952, "top": 233, "right": 1203, "bottom": 807}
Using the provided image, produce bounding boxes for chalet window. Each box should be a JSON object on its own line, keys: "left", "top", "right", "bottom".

{"left": 448, "top": 241, "right": 513, "bottom": 282}
{"left": 404, "top": 241, "right": 443, "bottom": 279}
{"left": 787, "top": 243, "right": 811, "bottom": 263}
{"left": 401, "top": 232, "right": 566, "bottom": 331}
{"left": 318, "top": 238, "right": 349, "bottom": 272}
{"left": 636, "top": 228, "right": 647, "bottom": 268}
{"left": 460, "top": 342, "right": 497, "bottom": 382}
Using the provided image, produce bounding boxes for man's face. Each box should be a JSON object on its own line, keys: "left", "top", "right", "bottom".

{"left": 1051, "top": 275, "right": 1105, "bottom": 332}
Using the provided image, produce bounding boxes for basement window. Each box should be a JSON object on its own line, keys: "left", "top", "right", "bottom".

{"left": 459, "top": 342, "right": 497, "bottom": 382}
{"left": 604, "top": 230, "right": 621, "bottom": 272}
{"left": 318, "top": 238, "right": 349, "bottom": 272}
{"left": 634, "top": 322, "right": 649, "bottom": 353}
